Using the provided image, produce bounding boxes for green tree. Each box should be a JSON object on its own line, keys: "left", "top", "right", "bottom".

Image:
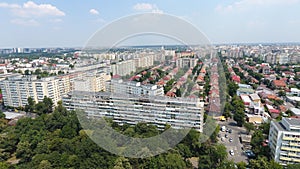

{"left": 38, "top": 160, "right": 52, "bottom": 169}
{"left": 25, "top": 97, "right": 35, "bottom": 113}
{"left": 244, "top": 122, "right": 255, "bottom": 134}
{"left": 287, "top": 163, "right": 300, "bottom": 169}
{"left": 234, "top": 109, "right": 245, "bottom": 127}
{"left": 0, "top": 162, "right": 9, "bottom": 169}
{"left": 113, "top": 157, "right": 132, "bottom": 169}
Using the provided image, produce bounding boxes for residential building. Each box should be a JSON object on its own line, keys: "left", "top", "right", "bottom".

{"left": 0, "top": 75, "right": 61, "bottom": 107}
{"left": 111, "top": 60, "right": 136, "bottom": 76}
{"left": 237, "top": 84, "right": 255, "bottom": 96}
{"left": 272, "top": 80, "right": 287, "bottom": 89}
{"left": 74, "top": 73, "right": 111, "bottom": 92}
{"left": 290, "top": 88, "right": 300, "bottom": 97}
{"left": 269, "top": 118, "right": 300, "bottom": 165}
{"left": 106, "top": 78, "right": 164, "bottom": 96}
{"left": 63, "top": 91, "right": 204, "bottom": 132}
{"left": 176, "top": 57, "right": 198, "bottom": 68}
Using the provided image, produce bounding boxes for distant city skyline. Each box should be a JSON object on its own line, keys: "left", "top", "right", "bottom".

{"left": 1, "top": 0, "right": 300, "bottom": 48}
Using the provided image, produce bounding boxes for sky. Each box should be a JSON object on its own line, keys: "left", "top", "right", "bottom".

{"left": 0, "top": 0, "right": 300, "bottom": 48}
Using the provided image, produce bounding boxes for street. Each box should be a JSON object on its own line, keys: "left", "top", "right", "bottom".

{"left": 218, "top": 119, "right": 248, "bottom": 163}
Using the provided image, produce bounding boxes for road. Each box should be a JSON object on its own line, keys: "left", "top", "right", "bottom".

{"left": 218, "top": 119, "right": 248, "bottom": 163}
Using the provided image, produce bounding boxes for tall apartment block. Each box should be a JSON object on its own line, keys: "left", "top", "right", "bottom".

{"left": 106, "top": 79, "right": 164, "bottom": 96}
{"left": 268, "top": 118, "right": 300, "bottom": 165}
{"left": 0, "top": 75, "right": 62, "bottom": 107}
{"left": 63, "top": 91, "right": 204, "bottom": 132}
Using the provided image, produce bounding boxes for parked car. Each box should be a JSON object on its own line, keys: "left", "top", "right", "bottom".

{"left": 229, "top": 150, "right": 234, "bottom": 156}
{"left": 229, "top": 138, "right": 233, "bottom": 142}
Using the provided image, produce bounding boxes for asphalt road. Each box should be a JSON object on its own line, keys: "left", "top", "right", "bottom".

{"left": 218, "top": 119, "right": 248, "bottom": 163}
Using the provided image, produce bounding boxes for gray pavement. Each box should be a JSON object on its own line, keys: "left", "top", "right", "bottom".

{"left": 218, "top": 119, "right": 248, "bottom": 163}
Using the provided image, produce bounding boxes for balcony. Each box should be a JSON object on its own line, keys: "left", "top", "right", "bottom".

{"left": 281, "top": 146, "right": 300, "bottom": 152}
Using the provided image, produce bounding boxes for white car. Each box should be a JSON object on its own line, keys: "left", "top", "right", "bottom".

{"left": 229, "top": 150, "right": 234, "bottom": 156}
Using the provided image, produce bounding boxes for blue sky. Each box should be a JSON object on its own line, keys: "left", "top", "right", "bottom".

{"left": 0, "top": 0, "right": 300, "bottom": 48}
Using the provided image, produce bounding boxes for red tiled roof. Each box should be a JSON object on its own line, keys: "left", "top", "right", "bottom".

{"left": 232, "top": 75, "right": 240, "bottom": 83}
{"left": 272, "top": 80, "right": 286, "bottom": 87}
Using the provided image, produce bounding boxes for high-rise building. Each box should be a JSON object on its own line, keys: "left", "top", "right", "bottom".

{"left": 111, "top": 60, "right": 136, "bottom": 76}
{"left": 63, "top": 91, "right": 204, "bottom": 131}
{"left": 268, "top": 118, "right": 300, "bottom": 165}
{"left": 106, "top": 79, "right": 164, "bottom": 96}
{"left": 0, "top": 75, "right": 61, "bottom": 107}
{"left": 74, "top": 73, "right": 111, "bottom": 92}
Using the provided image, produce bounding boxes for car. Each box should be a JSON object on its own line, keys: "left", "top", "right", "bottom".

{"left": 225, "top": 134, "right": 228, "bottom": 138}
{"left": 229, "top": 138, "right": 233, "bottom": 142}
{"left": 221, "top": 126, "right": 226, "bottom": 132}
{"left": 229, "top": 129, "right": 232, "bottom": 133}
{"left": 229, "top": 150, "right": 234, "bottom": 156}
{"left": 244, "top": 150, "right": 255, "bottom": 158}
{"left": 226, "top": 129, "right": 229, "bottom": 132}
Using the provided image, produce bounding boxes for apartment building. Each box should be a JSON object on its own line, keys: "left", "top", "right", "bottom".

{"left": 176, "top": 57, "right": 198, "bottom": 68}
{"left": 62, "top": 91, "right": 204, "bottom": 131}
{"left": 0, "top": 75, "right": 61, "bottom": 107}
{"left": 269, "top": 118, "right": 300, "bottom": 165}
{"left": 74, "top": 73, "right": 111, "bottom": 92}
{"left": 111, "top": 60, "right": 136, "bottom": 76}
{"left": 106, "top": 78, "right": 164, "bottom": 96}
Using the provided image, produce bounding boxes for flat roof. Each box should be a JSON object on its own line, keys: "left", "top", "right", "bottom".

{"left": 290, "top": 108, "right": 300, "bottom": 116}
{"left": 249, "top": 93, "right": 260, "bottom": 101}
{"left": 284, "top": 118, "right": 300, "bottom": 127}
{"left": 3, "top": 112, "right": 25, "bottom": 120}
{"left": 241, "top": 95, "right": 252, "bottom": 103}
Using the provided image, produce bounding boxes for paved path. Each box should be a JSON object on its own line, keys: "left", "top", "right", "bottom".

{"left": 218, "top": 119, "right": 249, "bottom": 163}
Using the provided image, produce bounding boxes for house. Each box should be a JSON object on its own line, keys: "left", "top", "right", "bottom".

{"left": 289, "top": 108, "right": 300, "bottom": 117}
{"left": 290, "top": 88, "right": 300, "bottom": 97}
{"left": 272, "top": 80, "right": 287, "bottom": 89}
{"left": 265, "top": 104, "right": 280, "bottom": 118}
{"left": 232, "top": 75, "right": 241, "bottom": 84}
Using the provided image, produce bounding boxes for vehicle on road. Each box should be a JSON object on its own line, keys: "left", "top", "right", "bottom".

{"left": 229, "top": 129, "right": 232, "bottom": 133}
{"left": 225, "top": 134, "right": 228, "bottom": 138}
{"left": 229, "top": 150, "right": 234, "bottom": 156}
{"left": 244, "top": 150, "right": 255, "bottom": 158}
{"left": 229, "top": 138, "right": 233, "bottom": 142}
{"left": 221, "top": 126, "right": 226, "bottom": 132}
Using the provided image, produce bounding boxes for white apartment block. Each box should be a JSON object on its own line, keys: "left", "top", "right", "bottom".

{"left": 62, "top": 91, "right": 204, "bottom": 131}
{"left": 134, "top": 54, "right": 154, "bottom": 68}
{"left": 74, "top": 73, "right": 111, "bottom": 92}
{"left": 269, "top": 118, "right": 300, "bottom": 165}
{"left": 106, "top": 79, "right": 164, "bottom": 96}
{"left": 111, "top": 60, "right": 136, "bottom": 76}
{"left": 176, "top": 57, "right": 197, "bottom": 68}
{"left": 0, "top": 75, "right": 61, "bottom": 107}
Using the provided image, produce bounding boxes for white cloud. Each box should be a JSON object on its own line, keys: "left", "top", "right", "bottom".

{"left": 133, "top": 3, "right": 163, "bottom": 13}
{"left": 89, "top": 9, "right": 99, "bottom": 15}
{"left": 50, "top": 18, "right": 63, "bottom": 23}
{"left": 10, "top": 18, "right": 39, "bottom": 26}
{"left": 0, "top": 1, "right": 65, "bottom": 18}
{"left": 216, "top": 0, "right": 299, "bottom": 13}
{"left": 133, "top": 3, "right": 154, "bottom": 11}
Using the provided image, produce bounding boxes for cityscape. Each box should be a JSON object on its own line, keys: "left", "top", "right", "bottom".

{"left": 0, "top": 1, "right": 300, "bottom": 169}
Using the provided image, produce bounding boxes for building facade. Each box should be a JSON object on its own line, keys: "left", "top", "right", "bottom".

{"left": 269, "top": 118, "right": 300, "bottom": 165}
{"left": 63, "top": 91, "right": 204, "bottom": 132}
{"left": 106, "top": 79, "right": 164, "bottom": 96}
{"left": 0, "top": 75, "right": 61, "bottom": 107}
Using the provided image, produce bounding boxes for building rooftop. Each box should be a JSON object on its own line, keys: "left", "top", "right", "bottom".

{"left": 3, "top": 112, "right": 25, "bottom": 120}
{"left": 249, "top": 93, "right": 260, "bottom": 101}
{"left": 290, "top": 108, "right": 300, "bottom": 116}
